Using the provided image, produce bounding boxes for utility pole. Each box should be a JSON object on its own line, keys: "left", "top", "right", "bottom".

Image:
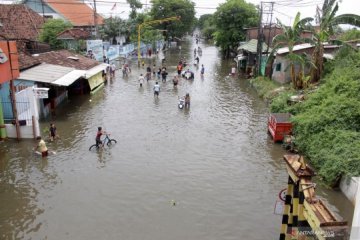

{"left": 266, "top": 2, "right": 274, "bottom": 53}
{"left": 256, "top": 1, "right": 275, "bottom": 77}
{"left": 93, "top": 0, "right": 98, "bottom": 38}
{"left": 41, "top": 0, "right": 45, "bottom": 23}
{"left": 256, "top": 2, "right": 263, "bottom": 77}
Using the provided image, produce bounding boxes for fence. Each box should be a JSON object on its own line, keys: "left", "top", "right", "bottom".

{"left": 1, "top": 88, "right": 33, "bottom": 126}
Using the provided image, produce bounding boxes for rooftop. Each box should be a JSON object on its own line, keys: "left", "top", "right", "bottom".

{"left": 237, "top": 39, "right": 271, "bottom": 53}
{"left": 44, "top": 0, "right": 104, "bottom": 27}
{"left": 33, "top": 49, "right": 99, "bottom": 70}
{"left": 0, "top": 4, "right": 44, "bottom": 40}
{"left": 57, "top": 28, "right": 91, "bottom": 40}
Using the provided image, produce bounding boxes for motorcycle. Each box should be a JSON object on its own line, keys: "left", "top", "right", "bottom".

{"left": 178, "top": 97, "right": 185, "bottom": 109}
{"left": 182, "top": 70, "right": 194, "bottom": 80}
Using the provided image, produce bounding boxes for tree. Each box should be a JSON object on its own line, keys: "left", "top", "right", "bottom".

{"left": 213, "top": 0, "right": 258, "bottom": 58}
{"left": 39, "top": 19, "right": 72, "bottom": 49}
{"left": 311, "top": 0, "right": 360, "bottom": 82}
{"left": 270, "top": 12, "right": 313, "bottom": 88}
{"left": 150, "top": 0, "right": 195, "bottom": 39}
{"left": 99, "top": 17, "right": 130, "bottom": 44}
{"left": 127, "top": 0, "right": 143, "bottom": 19}
{"left": 128, "top": 13, "right": 163, "bottom": 45}
{"left": 198, "top": 14, "right": 213, "bottom": 29}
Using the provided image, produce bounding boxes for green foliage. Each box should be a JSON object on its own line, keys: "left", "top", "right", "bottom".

{"left": 99, "top": 17, "right": 130, "bottom": 44}
{"left": 249, "top": 77, "right": 282, "bottom": 99}
{"left": 150, "top": 0, "right": 196, "bottom": 39}
{"left": 129, "top": 13, "right": 163, "bottom": 44}
{"left": 199, "top": 14, "right": 216, "bottom": 40}
{"left": 270, "top": 91, "right": 296, "bottom": 113}
{"left": 39, "top": 19, "right": 72, "bottom": 49}
{"left": 288, "top": 51, "right": 360, "bottom": 185}
{"left": 339, "top": 28, "right": 360, "bottom": 41}
{"left": 213, "top": 0, "right": 258, "bottom": 58}
{"left": 311, "top": 0, "right": 360, "bottom": 82}
{"left": 127, "top": 0, "right": 143, "bottom": 19}
{"left": 198, "top": 14, "right": 213, "bottom": 29}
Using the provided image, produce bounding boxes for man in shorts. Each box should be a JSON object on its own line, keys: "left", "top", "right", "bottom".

{"left": 153, "top": 82, "right": 160, "bottom": 97}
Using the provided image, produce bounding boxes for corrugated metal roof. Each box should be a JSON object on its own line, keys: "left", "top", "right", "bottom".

{"left": 53, "top": 70, "right": 85, "bottom": 86}
{"left": 18, "top": 63, "right": 74, "bottom": 83}
{"left": 276, "top": 43, "right": 313, "bottom": 55}
{"left": 84, "top": 63, "right": 109, "bottom": 79}
{"left": 237, "top": 39, "right": 271, "bottom": 53}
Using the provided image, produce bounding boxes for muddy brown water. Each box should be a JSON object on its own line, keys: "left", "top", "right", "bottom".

{"left": 0, "top": 38, "right": 353, "bottom": 239}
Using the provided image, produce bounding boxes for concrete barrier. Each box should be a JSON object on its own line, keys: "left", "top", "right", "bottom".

{"left": 340, "top": 176, "right": 359, "bottom": 205}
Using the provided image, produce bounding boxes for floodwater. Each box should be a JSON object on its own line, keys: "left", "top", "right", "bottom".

{"left": 0, "top": 38, "right": 353, "bottom": 239}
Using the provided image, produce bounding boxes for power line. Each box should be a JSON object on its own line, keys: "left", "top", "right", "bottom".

{"left": 1, "top": 0, "right": 218, "bottom": 10}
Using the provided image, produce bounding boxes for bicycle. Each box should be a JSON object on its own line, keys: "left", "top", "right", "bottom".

{"left": 89, "top": 134, "right": 117, "bottom": 151}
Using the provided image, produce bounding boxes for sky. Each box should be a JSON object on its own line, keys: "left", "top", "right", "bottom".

{"left": 3, "top": 0, "right": 360, "bottom": 28}
{"left": 83, "top": 0, "right": 360, "bottom": 27}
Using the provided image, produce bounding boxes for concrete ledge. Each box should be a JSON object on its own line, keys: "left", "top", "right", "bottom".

{"left": 340, "top": 176, "right": 360, "bottom": 205}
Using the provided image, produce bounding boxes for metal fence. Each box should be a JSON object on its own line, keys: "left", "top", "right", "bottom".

{"left": 1, "top": 99, "right": 32, "bottom": 126}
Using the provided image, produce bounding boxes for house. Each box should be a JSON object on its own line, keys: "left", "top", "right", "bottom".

{"left": 16, "top": 50, "right": 109, "bottom": 117}
{"left": 0, "top": 4, "right": 48, "bottom": 54}
{"left": 0, "top": 4, "right": 46, "bottom": 138}
{"left": 23, "top": 0, "right": 104, "bottom": 34}
{"left": 245, "top": 25, "right": 283, "bottom": 47}
{"left": 245, "top": 25, "right": 318, "bottom": 48}
{"left": 272, "top": 43, "right": 340, "bottom": 84}
{"left": 57, "top": 28, "right": 91, "bottom": 51}
{"left": 236, "top": 39, "right": 270, "bottom": 76}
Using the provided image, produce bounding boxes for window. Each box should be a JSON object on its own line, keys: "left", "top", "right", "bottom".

{"left": 275, "top": 63, "right": 282, "bottom": 72}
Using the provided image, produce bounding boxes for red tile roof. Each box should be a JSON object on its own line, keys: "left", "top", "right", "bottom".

{"left": 18, "top": 51, "right": 41, "bottom": 70}
{"left": 33, "top": 49, "right": 99, "bottom": 70}
{"left": 0, "top": 4, "right": 44, "bottom": 40}
{"left": 44, "top": 0, "right": 104, "bottom": 27}
{"left": 57, "top": 28, "right": 91, "bottom": 40}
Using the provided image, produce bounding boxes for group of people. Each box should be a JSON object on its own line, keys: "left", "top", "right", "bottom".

{"left": 122, "top": 63, "right": 131, "bottom": 77}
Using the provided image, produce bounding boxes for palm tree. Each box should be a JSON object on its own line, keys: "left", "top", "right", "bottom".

{"left": 270, "top": 12, "right": 313, "bottom": 88}
{"left": 311, "top": 0, "right": 360, "bottom": 82}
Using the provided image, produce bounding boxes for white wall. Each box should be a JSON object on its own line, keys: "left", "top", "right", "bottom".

{"left": 5, "top": 124, "right": 35, "bottom": 139}
{"left": 340, "top": 176, "right": 360, "bottom": 205}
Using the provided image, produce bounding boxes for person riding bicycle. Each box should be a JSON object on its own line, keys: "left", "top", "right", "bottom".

{"left": 95, "top": 127, "right": 106, "bottom": 147}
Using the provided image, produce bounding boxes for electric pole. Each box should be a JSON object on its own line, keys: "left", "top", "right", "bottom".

{"left": 256, "top": 1, "right": 275, "bottom": 77}
{"left": 256, "top": 2, "right": 263, "bottom": 77}
{"left": 93, "top": 0, "right": 98, "bottom": 38}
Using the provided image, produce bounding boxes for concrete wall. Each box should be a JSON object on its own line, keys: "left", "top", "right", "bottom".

{"left": 272, "top": 56, "right": 290, "bottom": 84}
{"left": 340, "top": 177, "right": 360, "bottom": 240}
{"left": 340, "top": 176, "right": 359, "bottom": 205}
{"left": 5, "top": 124, "right": 35, "bottom": 139}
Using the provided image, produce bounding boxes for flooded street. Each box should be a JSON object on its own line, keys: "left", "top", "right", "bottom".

{"left": 0, "top": 38, "right": 353, "bottom": 239}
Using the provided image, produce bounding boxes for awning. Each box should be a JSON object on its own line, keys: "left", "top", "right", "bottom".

{"left": 84, "top": 63, "right": 109, "bottom": 79}
{"left": 18, "top": 63, "right": 74, "bottom": 83}
{"left": 237, "top": 39, "right": 271, "bottom": 53}
{"left": 53, "top": 70, "right": 86, "bottom": 86}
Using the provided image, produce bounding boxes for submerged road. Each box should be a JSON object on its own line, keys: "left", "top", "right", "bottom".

{"left": 0, "top": 37, "right": 353, "bottom": 239}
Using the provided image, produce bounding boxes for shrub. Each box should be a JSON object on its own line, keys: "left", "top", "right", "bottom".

{"left": 289, "top": 50, "right": 360, "bottom": 185}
